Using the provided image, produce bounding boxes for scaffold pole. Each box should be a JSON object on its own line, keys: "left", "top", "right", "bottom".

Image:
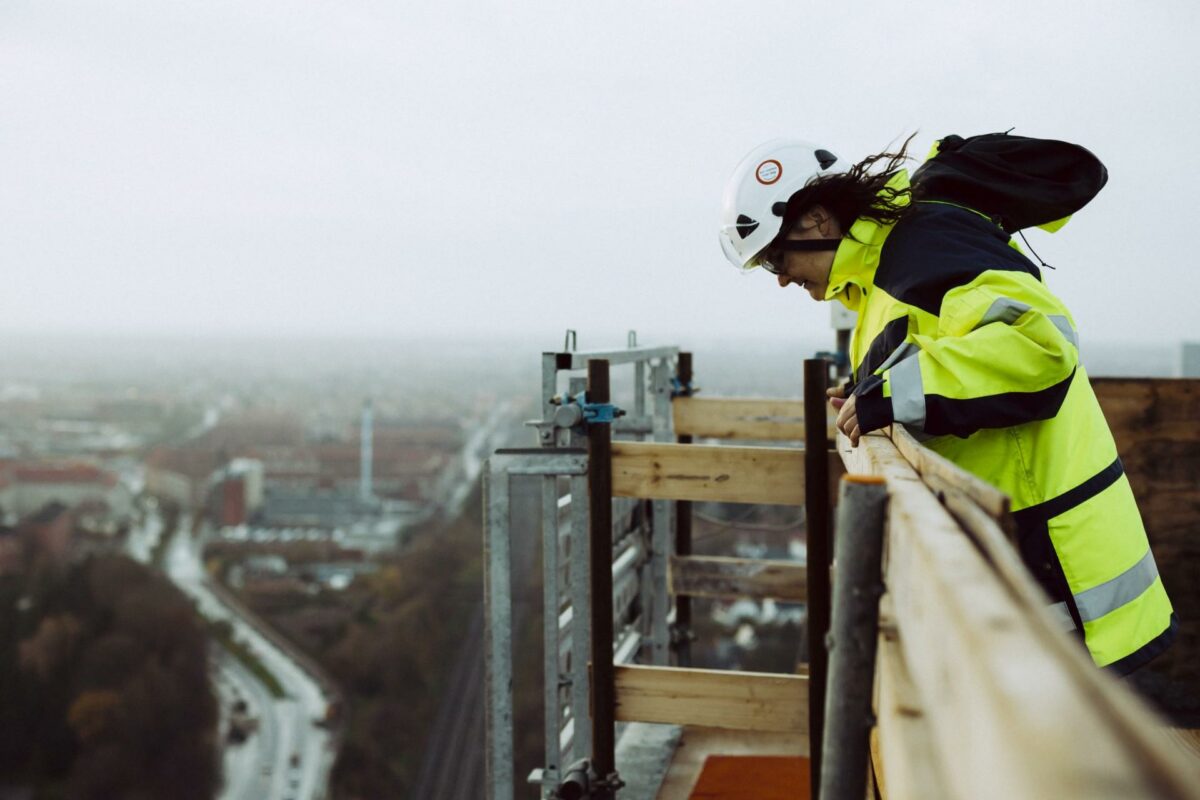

{"left": 587, "top": 358, "right": 618, "bottom": 797}
{"left": 803, "top": 358, "right": 831, "bottom": 799}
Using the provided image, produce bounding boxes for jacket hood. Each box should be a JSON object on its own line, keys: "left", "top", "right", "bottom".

{"left": 825, "top": 169, "right": 910, "bottom": 310}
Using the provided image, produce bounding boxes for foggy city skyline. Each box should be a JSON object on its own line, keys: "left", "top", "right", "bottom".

{"left": 3, "top": 1, "right": 1199, "bottom": 347}
{"left": 2, "top": 5, "right": 1199, "bottom": 798}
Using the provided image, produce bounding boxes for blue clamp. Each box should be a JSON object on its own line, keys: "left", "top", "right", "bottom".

{"left": 670, "top": 378, "right": 697, "bottom": 398}
{"left": 569, "top": 392, "right": 625, "bottom": 425}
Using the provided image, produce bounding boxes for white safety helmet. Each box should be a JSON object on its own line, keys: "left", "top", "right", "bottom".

{"left": 719, "top": 139, "right": 842, "bottom": 271}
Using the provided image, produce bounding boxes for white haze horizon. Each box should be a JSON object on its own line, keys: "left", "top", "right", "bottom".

{"left": 3, "top": 1, "right": 1198, "bottom": 346}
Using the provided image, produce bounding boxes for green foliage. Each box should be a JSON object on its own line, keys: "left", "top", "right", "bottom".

{"left": 238, "top": 481, "right": 487, "bottom": 800}
{"left": 0, "top": 554, "right": 219, "bottom": 799}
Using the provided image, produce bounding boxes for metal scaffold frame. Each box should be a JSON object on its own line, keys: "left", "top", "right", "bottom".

{"left": 485, "top": 335, "right": 683, "bottom": 800}
{"left": 486, "top": 334, "right": 1200, "bottom": 800}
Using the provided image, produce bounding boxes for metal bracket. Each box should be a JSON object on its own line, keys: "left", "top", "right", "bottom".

{"left": 550, "top": 759, "right": 625, "bottom": 800}
{"left": 529, "top": 393, "right": 627, "bottom": 443}
{"left": 551, "top": 392, "right": 626, "bottom": 427}
{"left": 594, "top": 771, "right": 626, "bottom": 795}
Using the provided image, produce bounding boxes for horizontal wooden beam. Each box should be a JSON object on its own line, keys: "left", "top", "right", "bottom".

{"left": 612, "top": 442, "right": 808, "bottom": 505}
{"left": 672, "top": 396, "right": 839, "bottom": 441}
{"left": 669, "top": 555, "right": 806, "bottom": 601}
{"left": 873, "top": 595, "right": 952, "bottom": 800}
{"left": 614, "top": 664, "right": 807, "bottom": 733}
{"left": 838, "top": 429, "right": 1200, "bottom": 800}
{"left": 673, "top": 397, "right": 800, "bottom": 440}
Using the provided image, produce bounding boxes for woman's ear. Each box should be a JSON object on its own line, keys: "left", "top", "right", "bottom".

{"left": 807, "top": 205, "right": 833, "bottom": 236}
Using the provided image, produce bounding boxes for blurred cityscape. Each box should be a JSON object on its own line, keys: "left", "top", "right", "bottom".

{"left": 0, "top": 335, "right": 536, "bottom": 800}
{"left": 0, "top": 334, "right": 1190, "bottom": 800}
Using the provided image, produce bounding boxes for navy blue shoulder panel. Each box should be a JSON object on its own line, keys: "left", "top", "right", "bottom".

{"left": 876, "top": 203, "right": 1041, "bottom": 316}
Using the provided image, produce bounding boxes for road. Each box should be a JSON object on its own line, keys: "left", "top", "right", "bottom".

{"left": 443, "top": 400, "right": 515, "bottom": 518}
{"left": 164, "top": 516, "right": 335, "bottom": 800}
{"left": 123, "top": 502, "right": 163, "bottom": 564}
{"left": 213, "top": 650, "right": 280, "bottom": 800}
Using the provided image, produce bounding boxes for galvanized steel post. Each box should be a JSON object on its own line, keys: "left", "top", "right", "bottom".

{"left": 587, "top": 358, "right": 618, "bottom": 796}
{"left": 804, "top": 358, "right": 832, "bottom": 799}
{"left": 649, "top": 360, "right": 673, "bottom": 666}
{"left": 674, "top": 352, "right": 694, "bottom": 667}
{"left": 484, "top": 459, "right": 514, "bottom": 800}
{"left": 820, "top": 475, "right": 888, "bottom": 800}
{"left": 567, "top": 378, "right": 592, "bottom": 764}
{"left": 541, "top": 473, "right": 562, "bottom": 792}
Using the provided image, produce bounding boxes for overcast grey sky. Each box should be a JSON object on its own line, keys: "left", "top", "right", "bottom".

{"left": 2, "top": 1, "right": 1197, "bottom": 348}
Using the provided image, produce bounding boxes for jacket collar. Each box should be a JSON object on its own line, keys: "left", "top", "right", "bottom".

{"left": 824, "top": 170, "right": 910, "bottom": 310}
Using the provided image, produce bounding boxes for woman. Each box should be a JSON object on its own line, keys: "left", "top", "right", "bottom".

{"left": 718, "top": 133, "right": 1175, "bottom": 674}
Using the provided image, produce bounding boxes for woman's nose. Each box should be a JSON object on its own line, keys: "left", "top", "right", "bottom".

{"left": 777, "top": 273, "right": 791, "bottom": 288}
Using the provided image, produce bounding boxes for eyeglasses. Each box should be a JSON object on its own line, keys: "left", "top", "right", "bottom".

{"left": 754, "top": 236, "right": 841, "bottom": 275}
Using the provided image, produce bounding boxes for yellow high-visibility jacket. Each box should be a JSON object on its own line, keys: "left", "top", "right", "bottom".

{"left": 837, "top": 171, "right": 1176, "bottom": 674}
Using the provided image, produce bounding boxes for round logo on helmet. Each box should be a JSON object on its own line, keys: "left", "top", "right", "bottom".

{"left": 755, "top": 159, "right": 782, "bottom": 185}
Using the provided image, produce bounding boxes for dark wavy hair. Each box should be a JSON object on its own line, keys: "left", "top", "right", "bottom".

{"left": 779, "top": 132, "right": 918, "bottom": 241}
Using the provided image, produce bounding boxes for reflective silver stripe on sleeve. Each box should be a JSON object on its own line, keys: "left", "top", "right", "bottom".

{"left": 889, "top": 354, "right": 926, "bottom": 429}
{"left": 977, "top": 297, "right": 1032, "bottom": 327}
{"left": 1048, "top": 314, "right": 1079, "bottom": 349}
{"left": 1073, "top": 549, "right": 1159, "bottom": 623}
{"left": 876, "top": 342, "right": 919, "bottom": 374}
{"left": 1046, "top": 601, "right": 1077, "bottom": 633}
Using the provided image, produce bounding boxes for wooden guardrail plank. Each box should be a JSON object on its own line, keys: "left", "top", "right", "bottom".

{"left": 614, "top": 665, "right": 807, "bottom": 733}
{"left": 839, "top": 429, "right": 1200, "bottom": 800}
{"left": 669, "top": 555, "right": 806, "bottom": 601}
{"left": 873, "top": 596, "right": 951, "bottom": 800}
{"left": 611, "top": 442, "right": 806, "bottom": 505}
{"left": 673, "top": 397, "right": 804, "bottom": 440}
{"left": 927, "top": 469, "right": 1200, "bottom": 791}
{"left": 671, "top": 396, "right": 839, "bottom": 441}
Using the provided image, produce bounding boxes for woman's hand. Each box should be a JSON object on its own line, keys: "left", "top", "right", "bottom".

{"left": 826, "top": 384, "right": 846, "bottom": 408}
{"left": 827, "top": 385, "right": 861, "bottom": 446}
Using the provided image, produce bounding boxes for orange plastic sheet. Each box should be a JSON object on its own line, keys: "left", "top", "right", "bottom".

{"left": 687, "top": 755, "right": 810, "bottom": 800}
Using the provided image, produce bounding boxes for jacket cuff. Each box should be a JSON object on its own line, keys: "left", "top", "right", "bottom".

{"left": 853, "top": 374, "right": 894, "bottom": 433}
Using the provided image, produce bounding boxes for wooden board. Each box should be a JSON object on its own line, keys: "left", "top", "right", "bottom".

{"left": 846, "top": 429, "right": 1200, "bottom": 800}
{"left": 614, "top": 665, "right": 807, "bottom": 733}
{"left": 1162, "top": 728, "right": 1200, "bottom": 765}
{"left": 672, "top": 397, "right": 834, "bottom": 441}
{"left": 669, "top": 555, "right": 806, "bottom": 602}
{"left": 872, "top": 595, "right": 950, "bottom": 800}
{"left": 612, "top": 442, "right": 807, "bottom": 505}
{"left": 1093, "top": 378, "right": 1200, "bottom": 699}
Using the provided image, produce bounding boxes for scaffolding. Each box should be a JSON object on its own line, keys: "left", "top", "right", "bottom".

{"left": 484, "top": 337, "right": 1200, "bottom": 800}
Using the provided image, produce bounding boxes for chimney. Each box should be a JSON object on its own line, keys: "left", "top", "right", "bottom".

{"left": 360, "top": 399, "right": 373, "bottom": 502}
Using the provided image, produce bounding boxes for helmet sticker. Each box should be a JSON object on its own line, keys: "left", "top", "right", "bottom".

{"left": 755, "top": 159, "right": 782, "bottom": 185}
